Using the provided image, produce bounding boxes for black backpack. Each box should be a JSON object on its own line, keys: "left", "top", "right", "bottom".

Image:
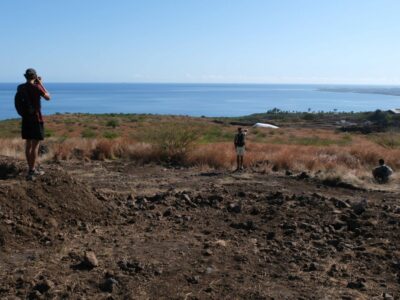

{"left": 236, "top": 132, "right": 245, "bottom": 147}
{"left": 15, "top": 83, "right": 35, "bottom": 117}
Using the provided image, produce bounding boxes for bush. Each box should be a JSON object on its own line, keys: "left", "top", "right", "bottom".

{"left": 368, "top": 110, "right": 389, "bottom": 127}
{"left": 45, "top": 128, "right": 55, "bottom": 138}
{"left": 302, "top": 113, "right": 318, "bottom": 121}
{"left": 81, "top": 129, "right": 97, "bottom": 138}
{"left": 103, "top": 131, "right": 119, "bottom": 139}
{"left": 141, "top": 124, "right": 199, "bottom": 164}
{"left": 106, "top": 119, "right": 120, "bottom": 128}
{"left": 91, "top": 140, "right": 115, "bottom": 160}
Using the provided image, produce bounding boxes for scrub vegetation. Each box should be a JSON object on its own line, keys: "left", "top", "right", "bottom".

{"left": 1, "top": 111, "right": 400, "bottom": 187}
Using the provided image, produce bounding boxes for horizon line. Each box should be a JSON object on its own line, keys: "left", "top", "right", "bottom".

{"left": 1, "top": 81, "right": 400, "bottom": 86}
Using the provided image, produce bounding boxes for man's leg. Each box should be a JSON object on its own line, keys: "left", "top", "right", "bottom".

{"left": 28, "top": 140, "right": 40, "bottom": 171}
{"left": 240, "top": 155, "right": 244, "bottom": 170}
{"left": 25, "top": 140, "right": 33, "bottom": 170}
{"left": 236, "top": 155, "right": 240, "bottom": 170}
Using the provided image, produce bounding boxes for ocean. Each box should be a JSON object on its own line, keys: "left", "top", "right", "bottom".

{"left": 1, "top": 83, "right": 399, "bottom": 120}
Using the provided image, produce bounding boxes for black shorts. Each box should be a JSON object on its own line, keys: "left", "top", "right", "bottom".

{"left": 21, "top": 119, "right": 44, "bottom": 140}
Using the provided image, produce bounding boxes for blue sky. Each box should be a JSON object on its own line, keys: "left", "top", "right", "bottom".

{"left": 1, "top": 0, "right": 399, "bottom": 84}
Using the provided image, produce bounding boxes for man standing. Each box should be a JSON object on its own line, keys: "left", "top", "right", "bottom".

{"left": 234, "top": 127, "right": 246, "bottom": 171}
{"left": 17, "top": 68, "right": 51, "bottom": 180}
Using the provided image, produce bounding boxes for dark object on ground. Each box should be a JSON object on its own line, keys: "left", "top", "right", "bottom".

{"left": 321, "top": 177, "right": 361, "bottom": 190}
{"left": 297, "top": 172, "right": 310, "bottom": 180}
{"left": 373, "top": 163, "right": 393, "bottom": 184}
{"left": 0, "top": 160, "right": 19, "bottom": 180}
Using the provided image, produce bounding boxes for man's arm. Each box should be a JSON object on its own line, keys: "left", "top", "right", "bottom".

{"left": 387, "top": 166, "right": 393, "bottom": 175}
{"left": 37, "top": 78, "right": 51, "bottom": 100}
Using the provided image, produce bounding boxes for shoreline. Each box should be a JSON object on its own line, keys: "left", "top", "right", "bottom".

{"left": 319, "top": 87, "right": 400, "bottom": 97}
{"left": 0, "top": 109, "right": 390, "bottom": 123}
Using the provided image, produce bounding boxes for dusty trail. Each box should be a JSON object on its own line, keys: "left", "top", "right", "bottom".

{"left": 0, "top": 158, "right": 399, "bottom": 299}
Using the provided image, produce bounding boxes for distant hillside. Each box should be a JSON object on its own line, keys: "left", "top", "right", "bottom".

{"left": 319, "top": 87, "right": 400, "bottom": 97}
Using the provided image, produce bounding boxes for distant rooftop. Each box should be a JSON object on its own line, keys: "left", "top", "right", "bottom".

{"left": 389, "top": 108, "right": 400, "bottom": 114}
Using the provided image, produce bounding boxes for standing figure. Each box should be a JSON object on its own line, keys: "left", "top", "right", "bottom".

{"left": 16, "top": 68, "right": 51, "bottom": 180}
{"left": 234, "top": 127, "right": 246, "bottom": 171}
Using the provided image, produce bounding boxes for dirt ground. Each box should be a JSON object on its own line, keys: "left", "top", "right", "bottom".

{"left": 0, "top": 156, "right": 399, "bottom": 299}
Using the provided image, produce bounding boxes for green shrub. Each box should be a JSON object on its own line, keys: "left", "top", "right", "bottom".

{"left": 106, "top": 119, "right": 120, "bottom": 128}
{"left": 302, "top": 113, "right": 318, "bottom": 121}
{"left": 45, "top": 128, "right": 55, "bottom": 138}
{"left": 103, "top": 131, "right": 119, "bottom": 139}
{"left": 141, "top": 124, "right": 199, "bottom": 164}
{"left": 201, "top": 127, "right": 231, "bottom": 143}
{"left": 81, "top": 129, "right": 97, "bottom": 138}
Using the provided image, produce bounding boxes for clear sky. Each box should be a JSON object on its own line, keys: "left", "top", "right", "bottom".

{"left": 1, "top": 0, "right": 399, "bottom": 84}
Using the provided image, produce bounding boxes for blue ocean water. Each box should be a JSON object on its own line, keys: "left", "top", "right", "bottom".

{"left": 1, "top": 83, "right": 399, "bottom": 120}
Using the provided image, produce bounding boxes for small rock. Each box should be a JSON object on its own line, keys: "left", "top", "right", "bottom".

{"left": 250, "top": 206, "right": 260, "bottom": 215}
{"left": 347, "top": 279, "right": 367, "bottom": 290}
{"left": 100, "top": 277, "right": 118, "bottom": 293}
{"left": 306, "top": 262, "right": 324, "bottom": 272}
{"left": 266, "top": 232, "right": 275, "bottom": 240}
{"left": 205, "top": 266, "right": 216, "bottom": 274}
{"left": 288, "top": 274, "right": 300, "bottom": 281}
{"left": 237, "top": 191, "right": 246, "bottom": 197}
{"left": 227, "top": 203, "right": 241, "bottom": 213}
{"left": 332, "top": 219, "right": 346, "bottom": 231}
{"left": 383, "top": 293, "right": 394, "bottom": 300}
{"left": 214, "top": 240, "right": 227, "bottom": 247}
{"left": 393, "top": 206, "right": 400, "bottom": 214}
{"left": 202, "top": 249, "right": 213, "bottom": 256}
{"left": 117, "top": 259, "right": 144, "bottom": 273}
{"left": 154, "top": 268, "right": 163, "bottom": 275}
{"left": 352, "top": 199, "right": 367, "bottom": 215}
{"left": 182, "top": 194, "right": 197, "bottom": 208}
{"left": 186, "top": 275, "right": 200, "bottom": 284}
{"left": 230, "top": 220, "right": 257, "bottom": 231}
{"left": 28, "top": 290, "right": 42, "bottom": 299}
{"left": 163, "top": 208, "right": 173, "bottom": 217}
{"left": 332, "top": 198, "right": 351, "bottom": 209}
{"left": 4, "top": 219, "right": 13, "bottom": 225}
{"left": 33, "top": 279, "right": 55, "bottom": 294}
{"left": 297, "top": 172, "right": 310, "bottom": 180}
{"left": 327, "top": 264, "right": 338, "bottom": 277}
{"left": 346, "top": 219, "right": 361, "bottom": 231}
{"left": 47, "top": 218, "right": 58, "bottom": 228}
{"left": 84, "top": 251, "right": 99, "bottom": 268}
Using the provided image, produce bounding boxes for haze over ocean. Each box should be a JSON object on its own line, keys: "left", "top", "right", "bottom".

{"left": 1, "top": 83, "right": 399, "bottom": 120}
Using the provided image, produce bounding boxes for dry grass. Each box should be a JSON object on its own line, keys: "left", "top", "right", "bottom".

{"left": 2, "top": 136, "right": 399, "bottom": 172}
{"left": 0, "top": 138, "right": 25, "bottom": 159}
{"left": 1, "top": 125, "right": 400, "bottom": 188}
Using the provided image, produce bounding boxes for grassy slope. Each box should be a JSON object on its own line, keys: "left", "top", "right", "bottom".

{"left": 2, "top": 112, "right": 400, "bottom": 181}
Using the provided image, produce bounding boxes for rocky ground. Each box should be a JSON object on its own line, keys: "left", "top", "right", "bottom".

{"left": 0, "top": 156, "right": 400, "bottom": 299}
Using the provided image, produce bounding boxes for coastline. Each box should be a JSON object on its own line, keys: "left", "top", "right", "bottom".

{"left": 319, "top": 87, "right": 400, "bottom": 97}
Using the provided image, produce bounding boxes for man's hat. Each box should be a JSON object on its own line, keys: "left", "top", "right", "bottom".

{"left": 24, "top": 68, "right": 37, "bottom": 78}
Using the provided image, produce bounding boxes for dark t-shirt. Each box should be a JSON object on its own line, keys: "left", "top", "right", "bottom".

{"left": 234, "top": 132, "right": 246, "bottom": 147}
{"left": 18, "top": 82, "right": 46, "bottom": 122}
